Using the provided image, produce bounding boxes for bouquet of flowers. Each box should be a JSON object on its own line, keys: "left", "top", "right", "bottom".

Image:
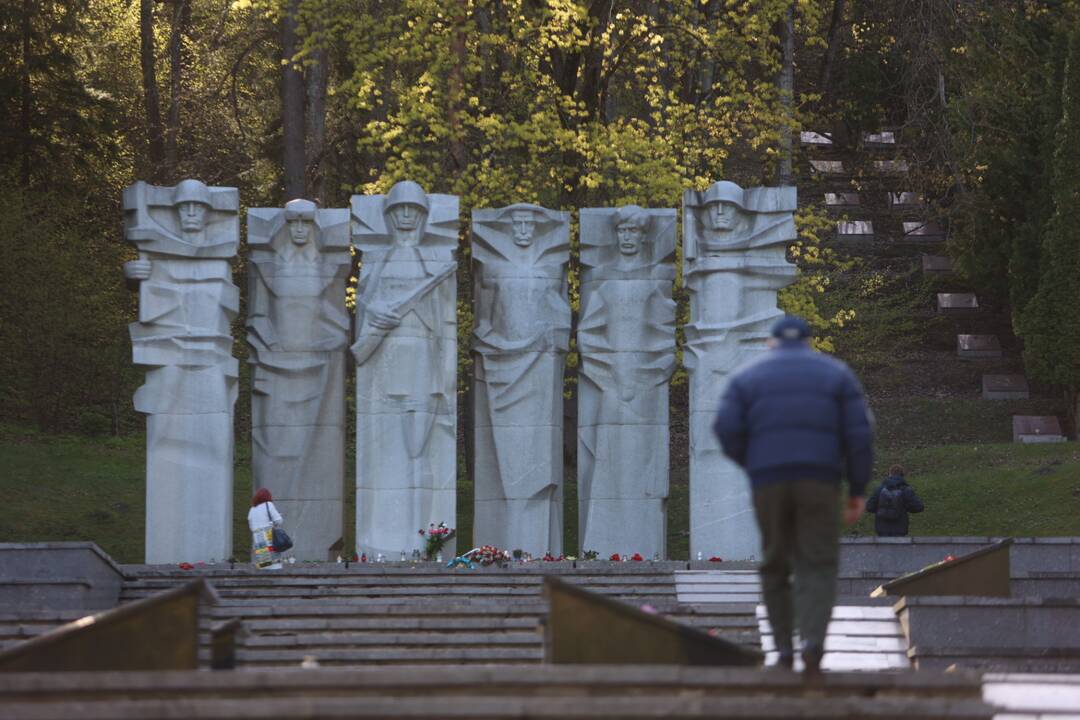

{"left": 541, "top": 552, "right": 565, "bottom": 562}
{"left": 469, "top": 545, "right": 510, "bottom": 566}
{"left": 582, "top": 550, "right": 599, "bottom": 561}
{"left": 419, "top": 522, "right": 455, "bottom": 560}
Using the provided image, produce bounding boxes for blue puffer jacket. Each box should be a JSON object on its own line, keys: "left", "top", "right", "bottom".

{"left": 713, "top": 342, "right": 875, "bottom": 497}
{"left": 865, "top": 474, "right": 925, "bottom": 536}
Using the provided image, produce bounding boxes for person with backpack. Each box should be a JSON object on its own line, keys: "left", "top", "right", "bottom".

{"left": 865, "top": 465, "right": 925, "bottom": 537}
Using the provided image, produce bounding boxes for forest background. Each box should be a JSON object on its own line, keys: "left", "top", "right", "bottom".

{"left": 1, "top": 0, "right": 1079, "bottom": 557}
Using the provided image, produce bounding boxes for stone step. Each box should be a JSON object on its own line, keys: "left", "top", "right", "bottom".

{"left": 0, "top": 695, "right": 997, "bottom": 719}
{"left": 242, "top": 631, "right": 541, "bottom": 648}
{"left": 0, "top": 666, "right": 990, "bottom": 705}
{"left": 120, "top": 586, "right": 676, "bottom": 601}
{"left": 235, "top": 646, "right": 545, "bottom": 665}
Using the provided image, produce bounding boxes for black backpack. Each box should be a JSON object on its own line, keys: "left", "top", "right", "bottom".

{"left": 877, "top": 485, "right": 905, "bottom": 521}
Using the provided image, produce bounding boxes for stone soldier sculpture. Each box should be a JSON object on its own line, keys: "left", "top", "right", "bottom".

{"left": 471, "top": 204, "right": 571, "bottom": 556}
{"left": 247, "top": 199, "right": 351, "bottom": 560}
{"left": 351, "top": 181, "right": 458, "bottom": 559}
{"left": 123, "top": 179, "right": 240, "bottom": 564}
{"left": 577, "top": 205, "right": 676, "bottom": 559}
{"left": 683, "top": 181, "right": 797, "bottom": 561}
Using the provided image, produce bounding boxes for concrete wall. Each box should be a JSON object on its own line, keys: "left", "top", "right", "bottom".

{"left": 0, "top": 543, "right": 126, "bottom": 611}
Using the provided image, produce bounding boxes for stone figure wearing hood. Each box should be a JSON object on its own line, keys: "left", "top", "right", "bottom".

{"left": 576, "top": 205, "right": 676, "bottom": 559}
{"left": 471, "top": 203, "right": 571, "bottom": 556}
{"left": 246, "top": 198, "right": 351, "bottom": 560}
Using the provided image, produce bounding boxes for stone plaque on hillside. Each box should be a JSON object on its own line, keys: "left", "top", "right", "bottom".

{"left": 874, "top": 159, "right": 909, "bottom": 174}
{"left": 837, "top": 220, "right": 874, "bottom": 240}
{"left": 864, "top": 131, "right": 897, "bottom": 148}
{"left": 682, "top": 181, "right": 797, "bottom": 561}
{"left": 810, "top": 160, "right": 845, "bottom": 175}
{"left": 922, "top": 254, "right": 952, "bottom": 275}
{"left": 1012, "top": 416, "right": 1066, "bottom": 444}
{"left": 800, "top": 131, "right": 833, "bottom": 145}
{"left": 889, "top": 191, "right": 924, "bottom": 209}
{"left": 957, "top": 334, "right": 1002, "bottom": 359}
{"left": 825, "top": 193, "right": 860, "bottom": 207}
{"left": 903, "top": 221, "right": 945, "bottom": 241}
{"left": 123, "top": 179, "right": 239, "bottom": 564}
{"left": 982, "top": 374, "right": 1030, "bottom": 400}
{"left": 577, "top": 206, "right": 676, "bottom": 559}
{"left": 937, "top": 293, "right": 979, "bottom": 313}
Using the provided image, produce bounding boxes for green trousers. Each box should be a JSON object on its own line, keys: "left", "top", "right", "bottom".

{"left": 752, "top": 479, "right": 840, "bottom": 653}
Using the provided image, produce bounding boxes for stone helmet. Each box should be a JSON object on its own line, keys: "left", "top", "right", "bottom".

{"left": 383, "top": 180, "right": 430, "bottom": 214}
{"left": 284, "top": 198, "right": 317, "bottom": 221}
{"left": 702, "top": 180, "right": 746, "bottom": 210}
{"left": 171, "top": 179, "right": 213, "bottom": 207}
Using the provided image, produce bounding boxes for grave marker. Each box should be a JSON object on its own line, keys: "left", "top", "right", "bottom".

{"left": 864, "top": 131, "right": 897, "bottom": 148}
{"left": 903, "top": 220, "right": 945, "bottom": 241}
{"left": 825, "top": 192, "right": 860, "bottom": 207}
{"left": 982, "top": 375, "right": 1030, "bottom": 400}
{"left": 1012, "top": 416, "right": 1066, "bottom": 444}
{"left": 809, "top": 160, "right": 845, "bottom": 175}
{"left": 874, "top": 159, "right": 909, "bottom": 174}
{"left": 921, "top": 254, "right": 952, "bottom": 275}
{"left": 957, "top": 334, "right": 1002, "bottom": 359}
{"left": 889, "top": 191, "right": 924, "bottom": 209}
{"left": 800, "top": 131, "right": 833, "bottom": 146}
{"left": 937, "top": 293, "right": 979, "bottom": 313}
{"left": 837, "top": 220, "right": 874, "bottom": 241}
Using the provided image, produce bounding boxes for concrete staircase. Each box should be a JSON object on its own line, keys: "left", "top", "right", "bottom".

{"left": 117, "top": 565, "right": 761, "bottom": 668}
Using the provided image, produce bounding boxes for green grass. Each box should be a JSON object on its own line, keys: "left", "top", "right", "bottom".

{"left": 2, "top": 423, "right": 1076, "bottom": 563}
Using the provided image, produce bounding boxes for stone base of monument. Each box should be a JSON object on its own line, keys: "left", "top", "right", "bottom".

{"left": 1012, "top": 415, "right": 1067, "bottom": 443}
{"left": 981, "top": 374, "right": 1029, "bottom": 400}
{"left": 957, "top": 334, "right": 1002, "bottom": 359}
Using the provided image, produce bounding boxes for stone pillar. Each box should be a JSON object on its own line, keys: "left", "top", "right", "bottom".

{"left": 471, "top": 204, "right": 570, "bottom": 556}
{"left": 683, "top": 182, "right": 797, "bottom": 561}
{"left": 350, "top": 182, "right": 458, "bottom": 559}
{"left": 246, "top": 199, "right": 350, "bottom": 560}
{"left": 122, "top": 180, "right": 240, "bottom": 564}
{"left": 577, "top": 206, "right": 677, "bottom": 559}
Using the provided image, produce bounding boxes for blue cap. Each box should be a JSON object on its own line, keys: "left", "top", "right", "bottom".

{"left": 771, "top": 315, "right": 811, "bottom": 341}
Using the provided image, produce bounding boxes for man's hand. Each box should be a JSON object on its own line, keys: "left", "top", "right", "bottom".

{"left": 843, "top": 496, "right": 866, "bottom": 526}
{"left": 366, "top": 304, "right": 401, "bottom": 330}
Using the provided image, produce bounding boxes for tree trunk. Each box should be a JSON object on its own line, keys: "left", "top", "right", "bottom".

{"left": 777, "top": 2, "right": 795, "bottom": 185}
{"left": 819, "top": 0, "right": 846, "bottom": 104}
{"left": 165, "top": 0, "right": 190, "bottom": 181}
{"left": 19, "top": 0, "right": 32, "bottom": 186}
{"left": 140, "top": 0, "right": 165, "bottom": 181}
{"left": 446, "top": 0, "right": 468, "bottom": 171}
{"left": 281, "top": 0, "right": 306, "bottom": 201}
{"left": 305, "top": 46, "right": 328, "bottom": 204}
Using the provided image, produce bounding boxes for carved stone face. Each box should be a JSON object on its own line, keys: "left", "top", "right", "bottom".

{"left": 616, "top": 222, "right": 644, "bottom": 256}
{"left": 706, "top": 201, "right": 741, "bottom": 232}
{"left": 387, "top": 203, "right": 427, "bottom": 246}
{"left": 288, "top": 218, "right": 312, "bottom": 245}
{"left": 511, "top": 210, "right": 536, "bottom": 247}
{"left": 178, "top": 202, "right": 208, "bottom": 233}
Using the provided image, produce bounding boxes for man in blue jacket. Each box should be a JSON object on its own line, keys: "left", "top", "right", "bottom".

{"left": 714, "top": 315, "right": 874, "bottom": 677}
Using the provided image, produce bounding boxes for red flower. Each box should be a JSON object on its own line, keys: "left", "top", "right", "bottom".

{"left": 631, "top": 553, "right": 644, "bottom": 562}
{"left": 609, "top": 553, "right": 621, "bottom": 561}
{"left": 708, "top": 556, "right": 723, "bottom": 562}
{"left": 178, "top": 562, "right": 194, "bottom": 570}
{"left": 943, "top": 554, "right": 956, "bottom": 563}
